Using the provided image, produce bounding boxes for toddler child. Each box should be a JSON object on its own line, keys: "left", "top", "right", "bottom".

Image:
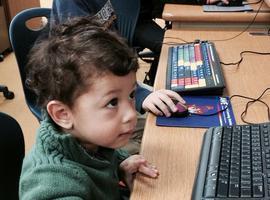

{"left": 19, "top": 17, "right": 183, "bottom": 199}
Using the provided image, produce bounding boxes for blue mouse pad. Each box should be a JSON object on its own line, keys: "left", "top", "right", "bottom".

{"left": 156, "top": 96, "right": 236, "bottom": 128}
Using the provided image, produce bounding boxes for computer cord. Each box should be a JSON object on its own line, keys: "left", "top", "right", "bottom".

{"left": 160, "top": 0, "right": 264, "bottom": 44}
{"left": 220, "top": 50, "right": 270, "bottom": 68}
{"left": 210, "top": 0, "right": 264, "bottom": 42}
{"left": 236, "top": 87, "right": 270, "bottom": 124}
{"left": 188, "top": 88, "right": 270, "bottom": 124}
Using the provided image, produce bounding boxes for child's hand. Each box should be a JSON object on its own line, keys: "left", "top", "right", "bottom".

{"left": 120, "top": 155, "right": 159, "bottom": 189}
{"left": 142, "top": 89, "right": 186, "bottom": 117}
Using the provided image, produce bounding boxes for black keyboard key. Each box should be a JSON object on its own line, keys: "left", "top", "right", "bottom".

{"left": 193, "top": 122, "right": 270, "bottom": 200}
{"left": 217, "top": 180, "right": 228, "bottom": 197}
{"left": 229, "top": 183, "right": 239, "bottom": 197}
{"left": 241, "top": 187, "right": 251, "bottom": 197}
{"left": 253, "top": 184, "right": 264, "bottom": 197}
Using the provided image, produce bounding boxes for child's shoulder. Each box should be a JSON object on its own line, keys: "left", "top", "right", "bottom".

{"left": 22, "top": 119, "right": 84, "bottom": 171}
{"left": 20, "top": 146, "right": 93, "bottom": 200}
{"left": 22, "top": 140, "right": 86, "bottom": 175}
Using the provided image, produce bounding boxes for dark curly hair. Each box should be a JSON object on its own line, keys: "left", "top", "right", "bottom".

{"left": 26, "top": 17, "right": 139, "bottom": 109}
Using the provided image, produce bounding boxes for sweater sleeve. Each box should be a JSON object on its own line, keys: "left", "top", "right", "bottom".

{"left": 116, "top": 149, "right": 130, "bottom": 164}
{"left": 115, "top": 149, "right": 130, "bottom": 182}
{"left": 20, "top": 164, "right": 92, "bottom": 200}
{"left": 135, "top": 83, "right": 151, "bottom": 114}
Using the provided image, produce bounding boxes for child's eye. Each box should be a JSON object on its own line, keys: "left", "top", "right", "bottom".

{"left": 129, "top": 90, "right": 136, "bottom": 100}
{"left": 107, "top": 98, "right": 118, "bottom": 108}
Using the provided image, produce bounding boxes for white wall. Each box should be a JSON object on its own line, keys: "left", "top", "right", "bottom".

{"left": 40, "top": 0, "right": 53, "bottom": 8}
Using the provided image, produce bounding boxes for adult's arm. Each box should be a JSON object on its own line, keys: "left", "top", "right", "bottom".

{"left": 51, "top": 0, "right": 93, "bottom": 25}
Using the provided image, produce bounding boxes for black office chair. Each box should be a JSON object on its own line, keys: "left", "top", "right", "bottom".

{"left": 0, "top": 112, "right": 25, "bottom": 200}
{"left": 0, "top": 47, "right": 14, "bottom": 100}
{"left": 9, "top": 7, "right": 51, "bottom": 122}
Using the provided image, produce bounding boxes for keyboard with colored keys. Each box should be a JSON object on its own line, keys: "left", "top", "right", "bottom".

{"left": 166, "top": 41, "right": 225, "bottom": 95}
{"left": 192, "top": 122, "right": 270, "bottom": 200}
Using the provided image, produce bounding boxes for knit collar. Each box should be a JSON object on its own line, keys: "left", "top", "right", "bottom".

{"left": 37, "top": 112, "right": 117, "bottom": 167}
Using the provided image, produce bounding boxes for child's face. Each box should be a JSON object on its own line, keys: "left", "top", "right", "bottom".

{"left": 69, "top": 71, "right": 137, "bottom": 150}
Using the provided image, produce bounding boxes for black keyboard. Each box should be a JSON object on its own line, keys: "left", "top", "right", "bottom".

{"left": 192, "top": 122, "right": 270, "bottom": 199}
{"left": 166, "top": 41, "right": 226, "bottom": 95}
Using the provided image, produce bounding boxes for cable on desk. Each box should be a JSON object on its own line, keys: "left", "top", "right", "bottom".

{"left": 220, "top": 50, "right": 270, "bottom": 68}
{"left": 190, "top": 88, "right": 270, "bottom": 124}
{"left": 162, "top": 37, "right": 190, "bottom": 44}
{"left": 189, "top": 99, "right": 231, "bottom": 117}
{"left": 160, "top": 0, "right": 264, "bottom": 45}
{"left": 230, "top": 88, "right": 270, "bottom": 124}
{"left": 210, "top": 0, "right": 264, "bottom": 42}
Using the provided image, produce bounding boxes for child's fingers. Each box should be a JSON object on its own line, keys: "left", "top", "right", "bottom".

{"left": 148, "top": 104, "right": 164, "bottom": 116}
{"left": 120, "top": 155, "right": 147, "bottom": 173}
{"left": 120, "top": 155, "right": 159, "bottom": 178}
{"left": 160, "top": 89, "right": 186, "bottom": 104}
{"left": 138, "top": 164, "right": 159, "bottom": 178}
{"left": 143, "top": 93, "right": 171, "bottom": 116}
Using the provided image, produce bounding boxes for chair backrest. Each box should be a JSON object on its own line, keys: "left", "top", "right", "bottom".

{"left": 0, "top": 112, "right": 25, "bottom": 200}
{"left": 9, "top": 7, "right": 51, "bottom": 121}
{"left": 111, "top": 0, "right": 140, "bottom": 46}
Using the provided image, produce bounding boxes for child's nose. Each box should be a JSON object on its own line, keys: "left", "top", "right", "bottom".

{"left": 123, "top": 103, "right": 137, "bottom": 124}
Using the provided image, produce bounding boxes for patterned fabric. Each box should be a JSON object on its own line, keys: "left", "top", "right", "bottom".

{"left": 94, "top": 0, "right": 115, "bottom": 26}
{"left": 51, "top": 0, "right": 116, "bottom": 29}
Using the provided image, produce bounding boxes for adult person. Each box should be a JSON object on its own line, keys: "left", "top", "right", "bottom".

{"left": 50, "top": 0, "right": 165, "bottom": 86}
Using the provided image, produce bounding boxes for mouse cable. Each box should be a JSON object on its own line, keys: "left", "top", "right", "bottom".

{"left": 189, "top": 88, "right": 270, "bottom": 124}
{"left": 161, "top": 38, "right": 191, "bottom": 45}
{"left": 150, "top": 39, "right": 192, "bottom": 52}
{"left": 220, "top": 50, "right": 270, "bottom": 67}
{"left": 231, "top": 88, "right": 270, "bottom": 124}
{"left": 210, "top": 0, "right": 264, "bottom": 42}
{"left": 158, "top": 0, "right": 264, "bottom": 45}
{"left": 153, "top": 42, "right": 270, "bottom": 69}
{"left": 188, "top": 97, "right": 232, "bottom": 117}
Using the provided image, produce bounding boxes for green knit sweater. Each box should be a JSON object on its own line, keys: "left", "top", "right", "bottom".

{"left": 19, "top": 115, "right": 129, "bottom": 200}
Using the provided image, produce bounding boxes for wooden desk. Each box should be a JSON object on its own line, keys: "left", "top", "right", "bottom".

{"left": 163, "top": 0, "right": 270, "bottom": 30}
{"left": 265, "top": 0, "right": 270, "bottom": 7}
{"left": 130, "top": 30, "right": 270, "bottom": 199}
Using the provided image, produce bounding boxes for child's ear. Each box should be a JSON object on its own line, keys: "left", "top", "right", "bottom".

{"left": 46, "top": 100, "right": 73, "bottom": 129}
